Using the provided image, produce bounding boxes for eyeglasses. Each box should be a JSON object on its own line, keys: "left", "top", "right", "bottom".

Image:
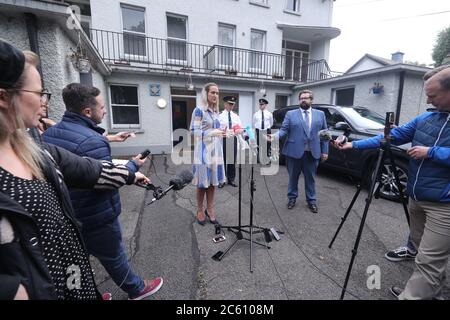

{"left": 8, "top": 89, "right": 52, "bottom": 104}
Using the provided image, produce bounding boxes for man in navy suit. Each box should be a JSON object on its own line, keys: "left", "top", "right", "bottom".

{"left": 269, "top": 90, "right": 328, "bottom": 212}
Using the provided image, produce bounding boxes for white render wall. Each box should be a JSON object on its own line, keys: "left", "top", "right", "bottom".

{"left": 90, "top": 0, "right": 334, "bottom": 56}
{"left": 293, "top": 72, "right": 428, "bottom": 125}
{"left": 0, "top": 12, "right": 81, "bottom": 120}
{"left": 105, "top": 72, "right": 292, "bottom": 155}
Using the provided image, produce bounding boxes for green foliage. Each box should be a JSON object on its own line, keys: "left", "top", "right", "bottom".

{"left": 432, "top": 26, "right": 450, "bottom": 66}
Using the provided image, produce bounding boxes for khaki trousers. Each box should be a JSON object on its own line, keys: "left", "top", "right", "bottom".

{"left": 399, "top": 198, "right": 450, "bottom": 300}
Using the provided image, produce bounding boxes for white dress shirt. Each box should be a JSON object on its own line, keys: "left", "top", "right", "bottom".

{"left": 219, "top": 110, "right": 242, "bottom": 129}
{"left": 253, "top": 109, "right": 273, "bottom": 130}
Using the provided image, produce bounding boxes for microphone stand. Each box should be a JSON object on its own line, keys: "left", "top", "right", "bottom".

{"left": 215, "top": 133, "right": 271, "bottom": 273}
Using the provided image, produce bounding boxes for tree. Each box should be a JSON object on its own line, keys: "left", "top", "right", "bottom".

{"left": 432, "top": 26, "right": 450, "bottom": 66}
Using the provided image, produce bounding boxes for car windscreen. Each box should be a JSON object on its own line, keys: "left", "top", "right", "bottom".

{"left": 340, "top": 107, "right": 384, "bottom": 130}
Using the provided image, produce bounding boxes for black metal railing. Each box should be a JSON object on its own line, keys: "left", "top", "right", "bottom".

{"left": 90, "top": 28, "right": 333, "bottom": 82}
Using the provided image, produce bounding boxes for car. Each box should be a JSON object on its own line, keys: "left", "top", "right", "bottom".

{"left": 271, "top": 104, "right": 410, "bottom": 201}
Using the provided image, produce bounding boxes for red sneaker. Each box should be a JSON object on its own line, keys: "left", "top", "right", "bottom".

{"left": 129, "top": 277, "right": 163, "bottom": 300}
{"left": 102, "top": 292, "right": 112, "bottom": 300}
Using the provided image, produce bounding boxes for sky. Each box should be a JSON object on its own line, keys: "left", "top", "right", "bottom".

{"left": 329, "top": 0, "right": 450, "bottom": 73}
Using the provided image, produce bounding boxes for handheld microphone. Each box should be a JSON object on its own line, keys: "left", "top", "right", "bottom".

{"left": 318, "top": 129, "right": 332, "bottom": 141}
{"left": 146, "top": 170, "right": 194, "bottom": 205}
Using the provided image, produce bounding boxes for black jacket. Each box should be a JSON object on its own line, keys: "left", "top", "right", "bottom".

{"left": 0, "top": 143, "right": 131, "bottom": 300}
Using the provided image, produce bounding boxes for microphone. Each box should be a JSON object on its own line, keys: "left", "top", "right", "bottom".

{"left": 335, "top": 130, "right": 350, "bottom": 145}
{"left": 318, "top": 129, "right": 332, "bottom": 141}
{"left": 244, "top": 126, "right": 258, "bottom": 156}
{"left": 146, "top": 170, "right": 194, "bottom": 205}
{"left": 169, "top": 170, "right": 194, "bottom": 190}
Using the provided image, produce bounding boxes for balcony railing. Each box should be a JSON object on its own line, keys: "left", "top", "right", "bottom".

{"left": 90, "top": 28, "right": 332, "bottom": 82}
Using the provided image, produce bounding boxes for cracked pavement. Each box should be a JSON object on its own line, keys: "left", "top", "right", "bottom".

{"left": 92, "top": 155, "right": 449, "bottom": 300}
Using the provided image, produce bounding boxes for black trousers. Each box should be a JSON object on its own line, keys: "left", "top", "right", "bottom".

{"left": 256, "top": 128, "right": 271, "bottom": 164}
{"left": 222, "top": 137, "right": 237, "bottom": 183}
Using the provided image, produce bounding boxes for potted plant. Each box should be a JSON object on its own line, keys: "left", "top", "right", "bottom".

{"left": 70, "top": 46, "right": 91, "bottom": 73}
{"left": 272, "top": 72, "right": 283, "bottom": 79}
{"left": 371, "top": 82, "right": 384, "bottom": 94}
{"left": 225, "top": 68, "right": 238, "bottom": 75}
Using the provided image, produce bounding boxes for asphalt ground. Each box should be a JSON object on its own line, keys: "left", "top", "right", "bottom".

{"left": 92, "top": 154, "right": 449, "bottom": 301}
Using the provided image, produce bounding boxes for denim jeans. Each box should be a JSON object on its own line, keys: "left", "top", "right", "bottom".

{"left": 83, "top": 218, "right": 144, "bottom": 297}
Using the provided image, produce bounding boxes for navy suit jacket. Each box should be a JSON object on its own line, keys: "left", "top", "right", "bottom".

{"left": 276, "top": 108, "right": 329, "bottom": 160}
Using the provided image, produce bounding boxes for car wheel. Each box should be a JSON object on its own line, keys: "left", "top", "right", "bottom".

{"left": 369, "top": 159, "right": 408, "bottom": 201}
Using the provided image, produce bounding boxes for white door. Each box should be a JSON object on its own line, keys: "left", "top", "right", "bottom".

{"left": 238, "top": 92, "right": 253, "bottom": 129}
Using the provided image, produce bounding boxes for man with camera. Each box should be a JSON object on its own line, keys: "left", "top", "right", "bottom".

{"left": 43, "top": 83, "right": 163, "bottom": 300}
{"left": 335, "top": 67, "right": 450, "bottom": 300}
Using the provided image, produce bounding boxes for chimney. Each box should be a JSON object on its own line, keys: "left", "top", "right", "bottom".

{"left": 391, "top": 51, "right": 404, "bottom": 63}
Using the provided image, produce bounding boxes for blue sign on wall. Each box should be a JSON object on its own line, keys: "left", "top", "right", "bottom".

{"left": 149, "top": 83, "right": 161, "bottom": 96}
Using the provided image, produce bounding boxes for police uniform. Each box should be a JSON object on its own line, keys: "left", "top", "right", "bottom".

{"left": 218, "top": 96, "right": 241, "bottom": 187}
{"left": 252, "top": 98, "right": 273, "bottom": 163}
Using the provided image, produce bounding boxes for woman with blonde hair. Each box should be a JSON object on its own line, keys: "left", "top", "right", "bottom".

{"left": 0, "top": 40, "right": 149, "bottom": 300}
{"left": 190, "top": 82, "right": 226, "bottom": 225}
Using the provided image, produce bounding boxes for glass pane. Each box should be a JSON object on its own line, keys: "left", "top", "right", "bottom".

{"left": 168, "top": 39, "right": 187, "bottom": 61}
{"left": 335, "top": 88, "right": 355, "bottom": 107}
{"left": 287, "top": 0, "right": 299, "bottom": 11}
{"left": 121, "top": 6, "right": 145, "bottom": 33}
{"left": 251, "top": 31, "right": 265, "bottom": 51}
{"left": 250, "top": 52, "right": 263, "bottom": 70}
{"left": 123, "top": 33, "right": 146, "bottom": 56}
{"left": 112, "top": 106, "right": 140, "bottom": 124}
{"left": 218, "top": 25, "right": 234, "bottom": 46}
{"left": 285, "top": 51, "right": 293, "bottom": 79}
{"left": 167, "top": 16, "right": 186, "bottom": 39}
{"left": 275, "top": 95, "right": 288, "bottom": 109}
{"left": 110, "top": 86, "right": 138, "bottom": 105}
{"left": 218, "top": 47, "right": 233, "bottom": 67}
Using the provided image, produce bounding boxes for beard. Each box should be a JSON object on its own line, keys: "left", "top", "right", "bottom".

{"left": 300, "top": 102, "right": 311, "bottom": 110}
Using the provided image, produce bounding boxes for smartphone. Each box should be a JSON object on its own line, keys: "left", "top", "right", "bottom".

{"left": 140, "top": 149, "right": 151, "bottom": 159}
{"left": 212, "top": 235, "right": 226, "bottom": 243}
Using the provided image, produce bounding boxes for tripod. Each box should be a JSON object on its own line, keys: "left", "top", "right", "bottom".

{"left": 329, "top": 131, "right": 410, "bottom": 299}
{"left": 216, "top": 154, "right": 271, "bottom": 273}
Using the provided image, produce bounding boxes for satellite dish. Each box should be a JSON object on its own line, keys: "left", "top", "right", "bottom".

{"left": 157, "top": 98, "right": 167, "bottom": 109}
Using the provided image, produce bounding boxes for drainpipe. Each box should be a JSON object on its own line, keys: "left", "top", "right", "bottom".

{"left": 395, "top": 71, "right": 405, "bottom": 126}
{"left": 24, "top": 13, "right": 43, "bottom": 80}
{"left": 25, "top": 12, "right": 48, "bottom": 126}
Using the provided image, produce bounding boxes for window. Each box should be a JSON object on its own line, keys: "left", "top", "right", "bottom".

{"left": 218, "top": 23, "right": 235, "bottom": 68}
{"left": 250, "top": 0, "right": 269, "bottom": 5}
{"left": 275, "top": 95, "right": 289, "bottom": 109}
{"left": 121, "top": 5, "right": 146, "bottom": 57}
{"left": 286, "top": 0, "right": 300, "bottom": 12}
{"left": 110, "top": 85, "right": 140, "bottom": 127}
{"left": 167, "top": 14, "right": 187, "bottom": 63}
{"left": 250, "top": 29, "right": 265, "bottom": 71}
{"left": 335, "top": 87, "right": 355, "bottom": 106}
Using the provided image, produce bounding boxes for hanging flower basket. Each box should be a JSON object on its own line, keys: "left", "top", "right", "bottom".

{"left": 371, "top": 82, "right": 384, "bottom": 94}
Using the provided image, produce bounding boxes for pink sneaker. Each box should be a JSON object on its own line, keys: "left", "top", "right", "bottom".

{"left": 102, "top": 292, "right": 112, "bottom": 300}
{"left": 129, "top": 277, "right": 163, "bottom": 300}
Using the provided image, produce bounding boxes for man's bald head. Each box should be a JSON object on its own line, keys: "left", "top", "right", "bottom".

{"left": 425, "top": 68, "right": 450, "bottom": 112}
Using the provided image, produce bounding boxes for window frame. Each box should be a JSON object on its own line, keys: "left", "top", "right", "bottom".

{"left": 217, "top": 23, "right": 236, "bottom": 70}
{"left": 109, "top": 83, "right": 141, "bottom": 129}
{"left": 120, "top": 3, "right": 147, "bottom": 59}
{"left": 249, "top": 28, "right": 266, "bottom": 73}
{"left": 166, "top": 13, "right": 188, "bottom": 65}
{"left": 333, "top": 86, "right": 355, "bottom": 107}
{"left": 285, "top": 0, "right": 301, "bottom": 14}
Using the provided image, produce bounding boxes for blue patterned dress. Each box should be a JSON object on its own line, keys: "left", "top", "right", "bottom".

{"left": 191, "top": 107, "right": 226, "bottom": 188}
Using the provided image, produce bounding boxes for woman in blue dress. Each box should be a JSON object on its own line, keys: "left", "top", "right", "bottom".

{"left": 190, "top": 83, "right": 226, "bottom": 225}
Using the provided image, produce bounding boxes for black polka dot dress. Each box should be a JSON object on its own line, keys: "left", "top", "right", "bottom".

{"left": 0, "top": 167, "right": 98, "bottom": 300}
